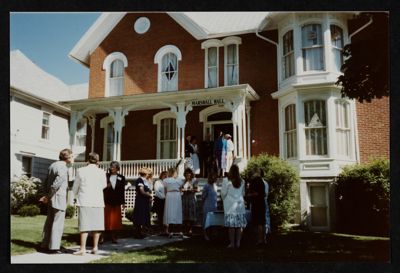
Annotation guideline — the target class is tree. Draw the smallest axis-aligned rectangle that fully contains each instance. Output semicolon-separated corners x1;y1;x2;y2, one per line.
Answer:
336;12;389;103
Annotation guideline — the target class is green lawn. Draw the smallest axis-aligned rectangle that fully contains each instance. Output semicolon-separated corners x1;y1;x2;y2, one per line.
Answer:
11;216;390;262
94;228;390;263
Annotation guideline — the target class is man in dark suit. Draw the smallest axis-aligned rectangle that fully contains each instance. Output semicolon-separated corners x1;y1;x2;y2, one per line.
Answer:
40;148;73;254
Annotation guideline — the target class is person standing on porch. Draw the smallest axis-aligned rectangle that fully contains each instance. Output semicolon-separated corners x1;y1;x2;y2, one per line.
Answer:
132;167;152;239
184;135;193;171
72;152;107;255
214;131;227;178
102;161;125;244
163;168;184;237
221;164;247;248
225;134;235;173
189;136;200;175
40;148;73;254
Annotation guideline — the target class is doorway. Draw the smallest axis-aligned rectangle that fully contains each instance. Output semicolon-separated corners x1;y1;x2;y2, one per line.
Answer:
212;123;233;142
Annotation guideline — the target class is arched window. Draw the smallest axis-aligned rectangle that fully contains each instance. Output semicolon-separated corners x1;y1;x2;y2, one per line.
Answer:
330;25;344;72
154;45;182;92
284;104;297;158
103;52;128;97
304;100;327;156
302;24;324;71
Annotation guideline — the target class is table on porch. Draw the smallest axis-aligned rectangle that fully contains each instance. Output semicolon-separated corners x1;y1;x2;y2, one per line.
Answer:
204;210;251;229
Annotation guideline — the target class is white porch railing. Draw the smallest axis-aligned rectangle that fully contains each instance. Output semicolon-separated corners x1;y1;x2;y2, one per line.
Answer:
70;159;181;180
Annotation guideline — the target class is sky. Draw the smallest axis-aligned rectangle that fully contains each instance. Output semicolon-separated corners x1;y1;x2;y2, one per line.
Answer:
10;12;101;85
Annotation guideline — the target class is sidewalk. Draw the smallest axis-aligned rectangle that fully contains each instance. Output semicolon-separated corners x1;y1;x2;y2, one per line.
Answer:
11;235;185;264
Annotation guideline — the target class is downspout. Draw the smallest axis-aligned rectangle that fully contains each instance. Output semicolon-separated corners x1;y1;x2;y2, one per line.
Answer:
347;14;373;164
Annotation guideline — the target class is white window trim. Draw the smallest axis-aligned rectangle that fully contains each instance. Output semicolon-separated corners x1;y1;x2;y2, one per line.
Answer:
202;39;224;88
222;36;242;86
282;29;295;80
335;99;352;159
153;111;177;159
41;111;51;140
103;52;128;97
154;45;182;92
283;103;297;159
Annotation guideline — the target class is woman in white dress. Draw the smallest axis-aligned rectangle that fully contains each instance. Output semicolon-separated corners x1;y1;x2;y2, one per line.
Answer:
221;164;247;248
190;136;200;175
163;168;184;236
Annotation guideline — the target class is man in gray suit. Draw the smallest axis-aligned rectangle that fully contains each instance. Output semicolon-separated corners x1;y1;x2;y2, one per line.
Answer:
40;148;73;254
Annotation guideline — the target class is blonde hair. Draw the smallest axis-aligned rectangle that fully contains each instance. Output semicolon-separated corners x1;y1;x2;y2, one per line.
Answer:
167;168;177;178
138;167;148;177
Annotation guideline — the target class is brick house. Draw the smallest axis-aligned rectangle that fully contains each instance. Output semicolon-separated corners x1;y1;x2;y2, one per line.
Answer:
63;12;389;230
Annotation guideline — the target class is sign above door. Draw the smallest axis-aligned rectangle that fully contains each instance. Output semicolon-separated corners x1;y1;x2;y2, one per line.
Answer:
190;98;225;107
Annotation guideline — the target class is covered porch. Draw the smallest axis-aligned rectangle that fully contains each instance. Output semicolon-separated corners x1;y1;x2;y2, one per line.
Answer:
62;84;259;178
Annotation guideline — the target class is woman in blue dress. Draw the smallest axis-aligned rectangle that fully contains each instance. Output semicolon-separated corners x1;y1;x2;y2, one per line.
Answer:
202;171;218;241
133;167;152;239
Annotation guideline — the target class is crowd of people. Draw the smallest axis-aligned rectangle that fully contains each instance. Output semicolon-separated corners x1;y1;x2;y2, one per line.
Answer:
39;144;270;255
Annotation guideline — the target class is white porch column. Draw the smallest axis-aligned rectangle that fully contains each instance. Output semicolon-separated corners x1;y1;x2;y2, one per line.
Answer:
171;102;192;174
246;102;251;159
242;99;248;160
112;107;126;161
69;110;78;155
88;115;96;153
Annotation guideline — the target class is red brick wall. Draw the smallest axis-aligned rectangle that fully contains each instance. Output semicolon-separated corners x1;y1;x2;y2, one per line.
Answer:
86;12;279;159
356;97;390;163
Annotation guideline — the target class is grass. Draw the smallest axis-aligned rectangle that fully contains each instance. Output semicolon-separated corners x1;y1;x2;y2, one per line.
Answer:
10;216;390;262
93;227;390;263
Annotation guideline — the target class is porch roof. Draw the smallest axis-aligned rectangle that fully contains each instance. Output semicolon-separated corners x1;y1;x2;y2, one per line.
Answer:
60;84;259;112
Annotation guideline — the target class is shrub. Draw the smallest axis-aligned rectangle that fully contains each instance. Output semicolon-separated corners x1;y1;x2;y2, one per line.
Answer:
242;153;300;231
65;205;76;219
125;208;134;222
335;159;389;236
18;204;40;217
10;176;41;214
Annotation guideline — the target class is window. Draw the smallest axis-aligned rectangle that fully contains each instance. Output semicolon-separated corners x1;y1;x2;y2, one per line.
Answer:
304;100;327;156
76;120;87;147
282;30;295;79
330;25;344;72
309;184;328;227
302;24;324;71
159;118;177;159
161;53;178;91
226;44;239;85
21;156;32;177
284;104;297;158
335;100;350;157
103;52;128;97
109;59;124;96
206;47;218;88
222;36;241;86
154;45;182;92
41;112;50;140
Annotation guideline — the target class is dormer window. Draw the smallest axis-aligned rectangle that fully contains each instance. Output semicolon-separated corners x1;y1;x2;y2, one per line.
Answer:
154;45;182;92
283;30;295;79
103;52;128;97
330;25;344;72
302;24;324;71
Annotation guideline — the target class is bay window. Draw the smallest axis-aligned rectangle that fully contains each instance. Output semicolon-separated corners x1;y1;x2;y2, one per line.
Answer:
330;25;344;72
302;24;324;71
284;104;297;158
304;100;327;156
335;100;350;157
283;30;295;79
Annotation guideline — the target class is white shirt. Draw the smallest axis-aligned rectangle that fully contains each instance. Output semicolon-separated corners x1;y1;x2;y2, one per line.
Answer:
227;139;234;153
72;164;107;207
153;179;165;199
109;174;117;190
